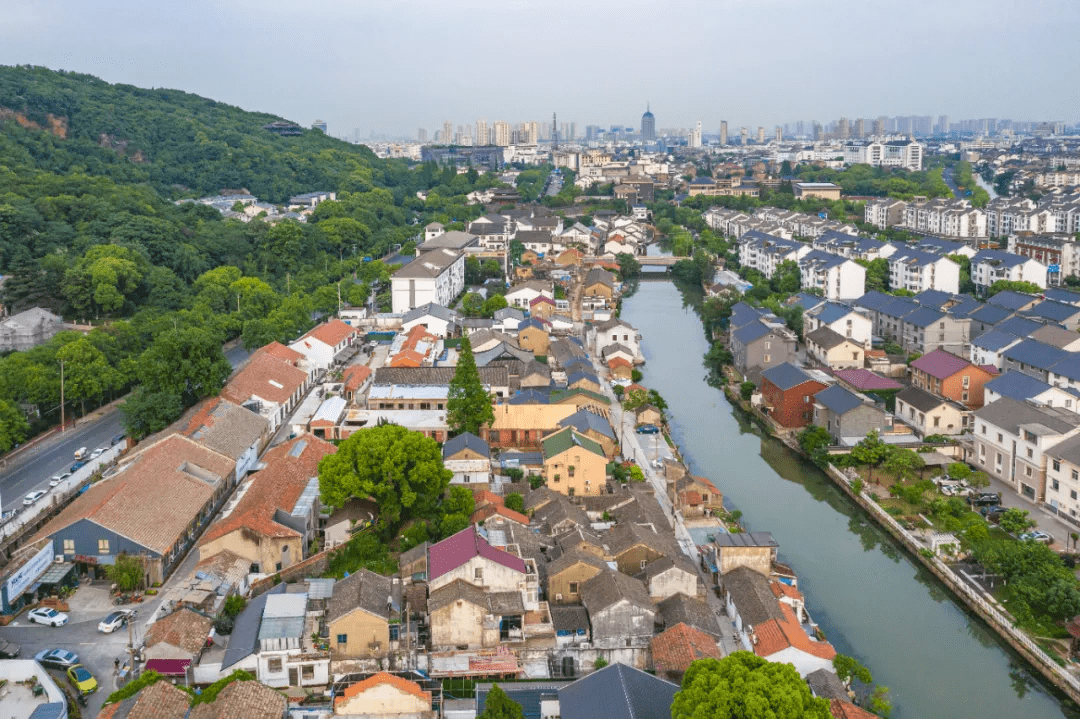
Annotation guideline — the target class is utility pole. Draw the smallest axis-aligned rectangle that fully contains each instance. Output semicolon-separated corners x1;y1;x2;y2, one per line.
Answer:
59;359;65;432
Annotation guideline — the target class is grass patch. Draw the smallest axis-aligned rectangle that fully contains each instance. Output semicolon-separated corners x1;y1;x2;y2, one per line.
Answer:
325;532;398;578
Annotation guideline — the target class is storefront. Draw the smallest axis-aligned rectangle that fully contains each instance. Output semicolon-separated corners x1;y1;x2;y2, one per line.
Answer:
0;542;60;614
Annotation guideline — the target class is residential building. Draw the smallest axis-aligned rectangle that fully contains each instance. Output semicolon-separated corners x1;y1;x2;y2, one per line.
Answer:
442;432;492;485
842;138;923;170
144;607;213;668
1009;234;1080;286
1001;340;1070;384
0;307;63;351
427;525;536;606
984;371;1079;410
759;363;830;428
605;521;673;576
288;319;358;371
558;663;678;719
580;570;656;648
971;397;1080;502
546;548;608;604
887;248;961;294
651;623;722;682
483;403;578;450
558;408;618;458
643;556;702;602
541;426;609;497
327;568;394;659
813;385;890;444
970;330;1023;370
863;198;908;229
811;231;896;261
902;199;986;238
729;319;798;385
221;350;312;433
804;302;873;347
1023;299;1080;332
793;182;841;200
798;250;866;300
971;249;1047;294
910;349;995;409
805;326;864;370
901;306;970;357
583;268;617;300
591;318;642;363
895;386;971;437
737;231;811;278
333;673;435;718
391;249;466;314
1042;435;1080;529
505;280;554;309
708;532;778;578
401;303;462;338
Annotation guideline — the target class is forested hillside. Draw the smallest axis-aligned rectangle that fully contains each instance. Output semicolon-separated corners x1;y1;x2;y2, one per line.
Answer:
0;65;501;448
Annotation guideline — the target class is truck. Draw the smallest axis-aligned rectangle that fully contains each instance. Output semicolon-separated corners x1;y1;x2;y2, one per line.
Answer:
74;447;88;460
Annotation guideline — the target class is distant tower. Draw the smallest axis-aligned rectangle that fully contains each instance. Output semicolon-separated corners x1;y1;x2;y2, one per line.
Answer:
443;120;453;145
312;119;327;134
476;118;488;146
553;111;559;150
720;121;728;146
756;126;765;144
740;126;749;145
775;126;782;142
641;104;656;143
418;128;428;143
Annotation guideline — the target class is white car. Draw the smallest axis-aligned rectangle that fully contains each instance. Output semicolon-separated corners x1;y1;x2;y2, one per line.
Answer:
23;490;46;506
90;448;106;459
28;607;69;626
97;609;135;633
49;472;72;487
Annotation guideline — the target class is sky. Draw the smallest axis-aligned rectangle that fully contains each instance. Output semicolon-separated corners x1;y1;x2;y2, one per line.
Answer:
1;0;1077;139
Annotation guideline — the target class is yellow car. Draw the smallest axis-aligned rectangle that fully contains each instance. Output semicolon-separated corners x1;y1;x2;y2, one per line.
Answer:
66;665;97;694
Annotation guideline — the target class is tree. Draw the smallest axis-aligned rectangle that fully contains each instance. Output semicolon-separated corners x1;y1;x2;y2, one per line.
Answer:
999;508;1036;536
63;244;148;317
798;425;831;455
770;260;801;294
106;553;145;591
868;686;893;718
622;388;648;411
856;257;890;293
616;253;641;279
137;327;231;407
883;447;924;482
670;654;832;719
0;399;30;452
462;292;485;317
987;280;1042;298
447;335;494;435
481;294;508;318
120;388;184;440
739;381;755;401
478;685;524;719
947;462;972;481
968;471;990;489
833;654;873;685
505;493;524;513
318;424;452;532
851;430;890;466
56;337;124;415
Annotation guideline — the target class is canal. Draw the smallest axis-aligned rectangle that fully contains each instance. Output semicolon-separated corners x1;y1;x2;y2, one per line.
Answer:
620;278;1075;719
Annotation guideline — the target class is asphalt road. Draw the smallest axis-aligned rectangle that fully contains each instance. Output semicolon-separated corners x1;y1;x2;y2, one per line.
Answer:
0;343;251;509
942;167;963;199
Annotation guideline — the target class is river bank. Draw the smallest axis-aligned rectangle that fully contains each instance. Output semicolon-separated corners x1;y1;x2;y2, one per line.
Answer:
619;278;1074;719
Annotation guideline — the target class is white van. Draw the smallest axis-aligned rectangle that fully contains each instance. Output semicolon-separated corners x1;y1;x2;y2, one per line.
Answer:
74;447;88;460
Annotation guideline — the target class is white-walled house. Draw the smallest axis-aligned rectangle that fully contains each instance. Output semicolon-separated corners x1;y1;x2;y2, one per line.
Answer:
591;318;642;363
971;249;1047;295
738;230;812;279
797;250;865;300
887;248;960;294
288;319;358;371
391;249;466;314
804;302;873;348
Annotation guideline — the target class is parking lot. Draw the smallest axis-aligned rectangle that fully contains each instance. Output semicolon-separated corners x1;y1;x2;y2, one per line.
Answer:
0;583;156;716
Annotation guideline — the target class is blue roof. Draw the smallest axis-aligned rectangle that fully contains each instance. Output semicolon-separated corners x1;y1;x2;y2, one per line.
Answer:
947;297;984;319
559;663;679;719
761;362;816;391
1023;300;1080;323
890;247;951;268
812;302;857;324
971;329;1021;352
974;249;1032;270
1050;354;1080;383
970;304;1014;325
878;297;920;319
508;388;551;404
732;322;771;344
914;236;969;255
854;291;893;312
567;370;600;386
800;249;847;270
730;302;766;329
560;409;616;439
996;315;1044;337
904;306;946;328
985;372;1054;402
792;293;825;312
443;432;490;459
814;384;864;415
1002;339;1069;371
912;289;954;310
1044;288;1080;306
987;290;1038;311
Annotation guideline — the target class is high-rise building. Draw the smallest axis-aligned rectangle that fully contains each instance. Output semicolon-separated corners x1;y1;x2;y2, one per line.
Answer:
311;119;327;134
417;128;428;143
837;117;849;139
442;121;453;145
775;126;782;143
872;118;884;137
740;126;749;145
812;123;822;141
476;118;488;146
688;120;702;148
524;121;540;145
854;119;865;139
493;120;511;147
641;104;656;143
756;126;765;144
937;115;950;135
719;121;728;145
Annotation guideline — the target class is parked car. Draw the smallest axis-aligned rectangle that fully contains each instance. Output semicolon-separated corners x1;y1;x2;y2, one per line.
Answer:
969;492;1001;507
98;609;135;633
981;507;1006;523
0;639;21;658
49;472;72;487
1019;530;1053;544
28;607;69;626
90;448;105;459
110;433;127;446
22;490;46;506
66;665;97;695
34;648;79;669
636;424;660;434
69;461;87;473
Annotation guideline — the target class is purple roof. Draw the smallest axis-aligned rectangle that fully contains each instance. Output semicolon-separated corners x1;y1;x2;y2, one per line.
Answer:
910;349;972;380
831;368;903;392
428;525;527;580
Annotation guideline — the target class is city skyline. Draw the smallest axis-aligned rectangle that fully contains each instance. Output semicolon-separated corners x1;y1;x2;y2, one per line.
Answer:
1;0;1077;140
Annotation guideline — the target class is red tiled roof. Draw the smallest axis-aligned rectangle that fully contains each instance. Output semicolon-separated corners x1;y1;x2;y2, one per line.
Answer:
389;350;425;367
910;349;973;380
682;490;702;505
471;503;530;526
254;341;304;365
830;700;878;719
691;476;720;494
144;608;212;656
770;581;803;601
651;623;722;675
199;434;335;546
342;365;372;391
428;525;527;580
335;672;431;706
608;357;632;369
530;295;555;306
830;368;903;392
301;319;357;348
221;352;308;406
472;489;503;507
625;383;647;394
753;603;836;661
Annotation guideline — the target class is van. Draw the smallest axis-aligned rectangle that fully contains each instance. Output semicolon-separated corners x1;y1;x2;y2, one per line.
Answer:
74;447;88;460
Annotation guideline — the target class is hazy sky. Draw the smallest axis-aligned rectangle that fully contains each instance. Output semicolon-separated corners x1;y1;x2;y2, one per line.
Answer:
2;0;1077;139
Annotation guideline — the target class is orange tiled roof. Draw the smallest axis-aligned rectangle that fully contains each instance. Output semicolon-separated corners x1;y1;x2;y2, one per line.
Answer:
753;603;836;661
342;365;372;391
199;434;335;546
221;352;308;407
471;502;529;526
682;490;702;505
651;623;722;675
830;700;878;719
691;476;721;495
771;581;803;601
254;341;304;365
144;608;213;656
608;357;632;369
625;383;647;394
389;349;426;368
34;435;234;555
472;489;503;507
335;672;431;706
301;319;357;348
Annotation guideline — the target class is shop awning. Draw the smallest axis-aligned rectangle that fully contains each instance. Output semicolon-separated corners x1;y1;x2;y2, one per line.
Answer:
144;659;190;676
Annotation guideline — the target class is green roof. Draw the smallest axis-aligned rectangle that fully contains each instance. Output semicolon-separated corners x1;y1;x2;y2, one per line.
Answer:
549;388;611;405
542;427;606;460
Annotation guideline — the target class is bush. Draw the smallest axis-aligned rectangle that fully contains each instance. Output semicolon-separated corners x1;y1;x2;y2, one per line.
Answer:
505;493;524;513
739;381;755;401
852;478;864;495
223;594;247;618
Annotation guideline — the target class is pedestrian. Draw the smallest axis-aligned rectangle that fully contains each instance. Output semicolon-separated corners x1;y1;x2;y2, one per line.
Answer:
114;657;120;673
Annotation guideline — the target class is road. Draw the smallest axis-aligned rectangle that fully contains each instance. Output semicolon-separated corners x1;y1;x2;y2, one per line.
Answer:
0;343;250;509
942;167;963;199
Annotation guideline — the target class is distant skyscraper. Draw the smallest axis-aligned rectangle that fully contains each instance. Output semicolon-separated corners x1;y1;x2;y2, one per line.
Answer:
641;104;656;142
476;118;488;146
853;118;865;138
442;120;453;145
524;121;540;145
937;115;950;135
775;126;782;143
872;118;884;137
569;122;576;141
756;126;765;144
418;128;428;142
493;120;511;147
720;121;728;146
812;123;821;141
312;119;327;133
740;126;749;145
688;120;702;148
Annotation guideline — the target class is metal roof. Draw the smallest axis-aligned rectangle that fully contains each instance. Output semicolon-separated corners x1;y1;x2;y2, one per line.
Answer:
1002;339;1069;371
761;362;817;391
814;385;865;415
985;372;1054;402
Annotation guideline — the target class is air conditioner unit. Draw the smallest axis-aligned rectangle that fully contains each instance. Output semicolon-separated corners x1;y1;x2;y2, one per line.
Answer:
54;556;64;563
555;593;563;601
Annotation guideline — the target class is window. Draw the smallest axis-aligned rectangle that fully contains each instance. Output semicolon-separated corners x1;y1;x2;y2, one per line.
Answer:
765;341;771;350
1053;479;1060;491
764;355;771;363
301;665;315;681
568;466;575;477
389;625;400;641
998;433;1003;443
1027;448;1034;459
1026;466;1033;477
981;425;987;435
933;416;940;427
569;582;579;594
474;568;484;581
1072;490;1077;500
1073;470;1079;481
1054;460;1062;472
267;658;283;673
1024;430;1037;442
962;392;969;402
640;559;648;569
337;634;348;645
62;539;74;554
98;539;109;554
962;376;970;389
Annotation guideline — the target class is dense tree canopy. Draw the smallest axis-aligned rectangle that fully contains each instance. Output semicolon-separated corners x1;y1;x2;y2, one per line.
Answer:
671;654;832;719
447;335;494;436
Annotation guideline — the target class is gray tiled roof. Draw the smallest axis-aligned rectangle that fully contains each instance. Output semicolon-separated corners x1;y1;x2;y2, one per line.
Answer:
985;372;1054;402
722;566;784;626
761;362;816;391
580;570;654;613
806;326;850;350
657;593;721;637
327;568;393;623
896;385;951;413
814;384;864;415
973;396;1079;436
443;432;490;459
558;663;678;719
